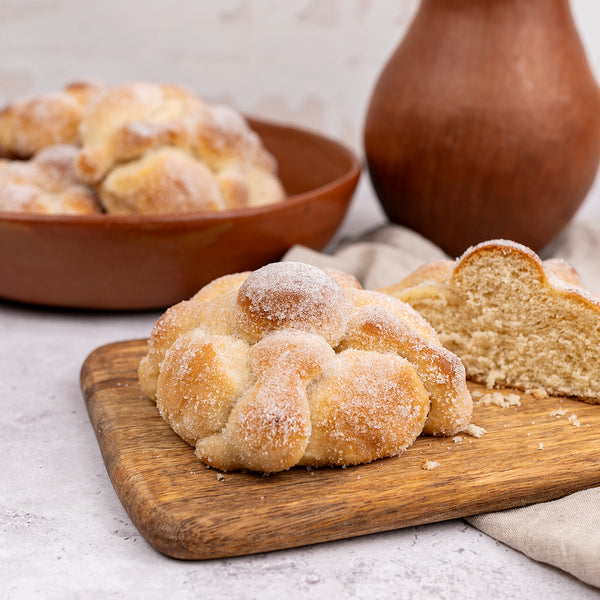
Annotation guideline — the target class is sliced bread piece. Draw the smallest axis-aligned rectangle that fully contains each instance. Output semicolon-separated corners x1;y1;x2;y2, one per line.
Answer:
379;239;600;403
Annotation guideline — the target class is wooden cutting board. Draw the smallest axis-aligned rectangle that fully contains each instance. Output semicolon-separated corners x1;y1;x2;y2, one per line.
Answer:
80;339;600;560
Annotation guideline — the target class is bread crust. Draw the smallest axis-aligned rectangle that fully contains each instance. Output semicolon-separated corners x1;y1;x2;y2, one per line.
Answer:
74;82;285;213
139;262;472;473
0;82;105;159
381;239;600;403
0;144;101;215
0;81;285;215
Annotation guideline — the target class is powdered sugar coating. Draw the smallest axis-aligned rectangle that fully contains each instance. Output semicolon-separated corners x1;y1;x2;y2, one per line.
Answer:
339;304;472;436
0;144;101;215
99;147;225;214
459;238;542;263
0;81;284;215
73;81;284;213
301;349;430;466
233;262;352;346
139;261;472;473
0;82;105;158
157;329;252;445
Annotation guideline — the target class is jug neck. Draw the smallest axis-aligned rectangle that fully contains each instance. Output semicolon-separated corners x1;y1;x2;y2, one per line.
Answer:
411;0;577;47
419;0;568;9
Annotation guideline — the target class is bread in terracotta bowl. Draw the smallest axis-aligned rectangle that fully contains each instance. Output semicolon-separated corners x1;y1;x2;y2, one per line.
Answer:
379;239;600;403
0;82;105;159
74;81;284;213
0;144;101;215
138;262;473;473
0;81;284;216
0;116;359;310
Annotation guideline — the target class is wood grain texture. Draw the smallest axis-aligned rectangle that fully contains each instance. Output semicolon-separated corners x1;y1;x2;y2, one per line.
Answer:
80;339;600;560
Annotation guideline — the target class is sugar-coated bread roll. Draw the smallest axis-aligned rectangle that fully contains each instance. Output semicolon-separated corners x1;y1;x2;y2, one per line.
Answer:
75;82;204;183
98;147;225;214
0;145;101;215
379;239;600;403
0;80;285;215
75;82;285;213
139;262;472;473
0;82;105;159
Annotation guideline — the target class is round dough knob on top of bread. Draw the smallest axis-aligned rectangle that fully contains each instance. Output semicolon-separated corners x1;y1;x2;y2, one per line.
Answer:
232;261;353;346
138;261;472;473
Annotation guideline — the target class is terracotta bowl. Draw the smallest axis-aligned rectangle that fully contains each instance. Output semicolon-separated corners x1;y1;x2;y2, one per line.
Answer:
0;119;360;310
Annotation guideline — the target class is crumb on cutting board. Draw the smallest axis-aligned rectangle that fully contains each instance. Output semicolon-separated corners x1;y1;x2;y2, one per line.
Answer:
549;407;568;417
475;391;521;408
549;407;582;427
422;460;440;470
465;423;487;438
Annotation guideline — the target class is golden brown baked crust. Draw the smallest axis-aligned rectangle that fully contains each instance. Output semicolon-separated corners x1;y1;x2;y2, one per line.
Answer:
0;145;101;215
75;82;203;183
0;81;285;215
0;82;105;159
380;239;600;403
138;262;472;473
75;82;285;213
98;147;225;214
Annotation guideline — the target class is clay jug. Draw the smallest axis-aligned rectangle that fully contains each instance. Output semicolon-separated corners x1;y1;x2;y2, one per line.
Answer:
364;0;600;257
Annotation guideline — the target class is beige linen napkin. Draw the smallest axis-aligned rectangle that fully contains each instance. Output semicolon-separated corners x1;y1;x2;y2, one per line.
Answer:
284;219;600;588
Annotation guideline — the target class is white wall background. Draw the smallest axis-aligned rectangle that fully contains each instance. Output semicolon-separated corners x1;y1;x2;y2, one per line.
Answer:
2;0;600;220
